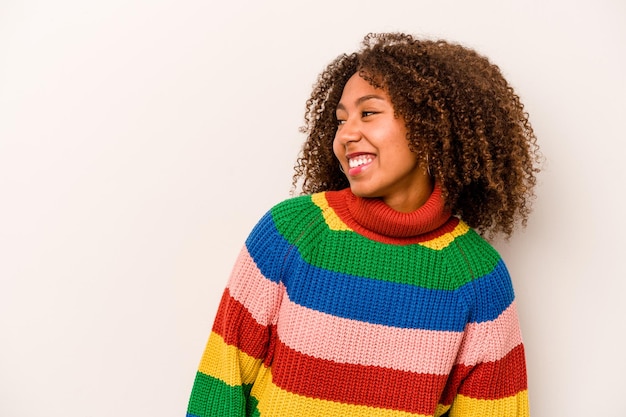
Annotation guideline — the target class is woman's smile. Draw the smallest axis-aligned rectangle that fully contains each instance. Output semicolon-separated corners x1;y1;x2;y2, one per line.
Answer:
347;152;375;175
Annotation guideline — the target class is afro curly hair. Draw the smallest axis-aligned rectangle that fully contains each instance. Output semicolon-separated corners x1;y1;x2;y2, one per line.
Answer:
293;32;541;238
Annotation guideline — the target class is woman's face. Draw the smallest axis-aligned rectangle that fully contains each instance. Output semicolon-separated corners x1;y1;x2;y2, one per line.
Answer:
333;73;432;212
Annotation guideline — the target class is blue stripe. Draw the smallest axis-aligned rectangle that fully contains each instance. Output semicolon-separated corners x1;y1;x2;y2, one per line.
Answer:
459;260;516;323
245;211;293;284
285;265;468;331
285;259;514;330
246;212;514;330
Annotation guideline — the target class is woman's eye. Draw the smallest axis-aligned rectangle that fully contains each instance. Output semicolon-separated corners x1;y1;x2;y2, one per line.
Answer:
336;119;346;126
362;111;377;118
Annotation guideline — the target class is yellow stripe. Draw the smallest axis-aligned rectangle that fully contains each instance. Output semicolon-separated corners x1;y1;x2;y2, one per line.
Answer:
449;391;529;417
251;367;431;417
197;331;263;387
312;193;353;231
434;403;451;417
418;221;470;250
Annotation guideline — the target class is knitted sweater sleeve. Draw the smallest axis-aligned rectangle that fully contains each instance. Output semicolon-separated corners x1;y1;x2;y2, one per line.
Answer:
443;248;529;417
186;211;286;417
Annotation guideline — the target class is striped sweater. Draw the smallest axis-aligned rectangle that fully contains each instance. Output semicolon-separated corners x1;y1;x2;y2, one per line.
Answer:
187;185;529;417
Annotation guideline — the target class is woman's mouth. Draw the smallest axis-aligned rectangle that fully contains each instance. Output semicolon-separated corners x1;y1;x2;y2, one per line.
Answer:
347;154;374;176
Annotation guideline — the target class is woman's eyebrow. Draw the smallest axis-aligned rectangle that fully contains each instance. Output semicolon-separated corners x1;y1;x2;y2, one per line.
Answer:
336;94;386;111
356;94;386;105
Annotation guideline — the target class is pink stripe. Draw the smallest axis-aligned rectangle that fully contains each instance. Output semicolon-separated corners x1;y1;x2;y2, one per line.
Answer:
456;301;523;366
277;296;463;375
227;247;522;371
226;246;284;327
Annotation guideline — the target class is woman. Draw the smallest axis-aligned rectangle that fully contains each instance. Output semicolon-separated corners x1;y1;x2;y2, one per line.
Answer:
187;33;541;417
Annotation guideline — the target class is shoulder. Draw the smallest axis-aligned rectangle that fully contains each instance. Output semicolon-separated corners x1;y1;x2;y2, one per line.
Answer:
246;192;326;247
269;193;318;223
450;220;503;271
442;219;512;295
450;220;516;321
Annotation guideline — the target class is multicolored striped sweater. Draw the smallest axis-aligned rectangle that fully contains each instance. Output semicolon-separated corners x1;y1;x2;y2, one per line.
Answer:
187;185;529;417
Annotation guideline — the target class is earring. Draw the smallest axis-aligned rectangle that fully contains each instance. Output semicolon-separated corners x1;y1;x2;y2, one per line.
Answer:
339;164;345;174
426;154;432;177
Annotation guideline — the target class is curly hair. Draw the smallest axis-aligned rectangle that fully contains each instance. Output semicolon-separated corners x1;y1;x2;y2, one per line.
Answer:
293;33;541;238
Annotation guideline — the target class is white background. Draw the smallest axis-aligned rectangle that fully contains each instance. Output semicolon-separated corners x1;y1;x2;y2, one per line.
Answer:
1;1;625;416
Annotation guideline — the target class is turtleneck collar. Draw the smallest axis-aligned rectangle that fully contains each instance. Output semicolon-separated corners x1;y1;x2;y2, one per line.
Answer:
325;183;452;241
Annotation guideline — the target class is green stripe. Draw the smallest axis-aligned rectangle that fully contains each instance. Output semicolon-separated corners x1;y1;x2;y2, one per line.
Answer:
187;372;258;417
270;196;501;290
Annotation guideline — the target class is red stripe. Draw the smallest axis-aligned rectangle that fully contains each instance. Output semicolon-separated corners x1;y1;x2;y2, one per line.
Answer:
458;343;528;399
212;289;270;360
439;343;527;404
270;339;448;414
212;290;527;408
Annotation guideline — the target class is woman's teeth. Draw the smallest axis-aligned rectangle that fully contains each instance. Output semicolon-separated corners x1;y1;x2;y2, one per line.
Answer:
348;155;373;168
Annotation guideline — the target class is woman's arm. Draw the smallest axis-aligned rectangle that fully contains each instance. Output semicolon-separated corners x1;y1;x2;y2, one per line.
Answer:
186;212;285;417
443;258;529;417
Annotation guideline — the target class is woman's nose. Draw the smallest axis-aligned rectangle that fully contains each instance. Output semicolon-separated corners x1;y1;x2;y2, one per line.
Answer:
335;118;361;144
